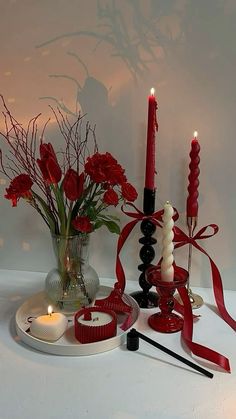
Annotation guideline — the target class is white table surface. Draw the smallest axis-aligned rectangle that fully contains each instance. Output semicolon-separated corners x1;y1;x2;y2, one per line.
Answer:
0;269;235;419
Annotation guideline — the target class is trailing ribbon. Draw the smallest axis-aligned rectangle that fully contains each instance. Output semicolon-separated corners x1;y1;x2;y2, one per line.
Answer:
178;285;231;372
114;203;167;292
147;264;230;371
174;224;236;332
174;296;200;320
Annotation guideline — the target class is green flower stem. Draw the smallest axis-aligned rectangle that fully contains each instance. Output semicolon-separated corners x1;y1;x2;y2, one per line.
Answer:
56;237;70;293
51;184;66;234
32;191;58;233
89;183;99;201
65;202;73;237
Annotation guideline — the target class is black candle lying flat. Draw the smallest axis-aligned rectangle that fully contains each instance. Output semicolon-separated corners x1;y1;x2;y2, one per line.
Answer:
127;328;213;379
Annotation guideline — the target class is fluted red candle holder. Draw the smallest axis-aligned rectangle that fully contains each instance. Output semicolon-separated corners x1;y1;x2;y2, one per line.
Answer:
146;265;188;333
74;307;117;343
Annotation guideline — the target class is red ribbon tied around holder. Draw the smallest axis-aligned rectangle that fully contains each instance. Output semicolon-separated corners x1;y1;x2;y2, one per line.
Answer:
174;224;236;333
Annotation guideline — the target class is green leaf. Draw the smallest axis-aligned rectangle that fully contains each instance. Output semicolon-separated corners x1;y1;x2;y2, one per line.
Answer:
100;214;120;222
93;219;120;234
107;215;120;221
103;220;121;234
86;206;98;220
93;220;104;230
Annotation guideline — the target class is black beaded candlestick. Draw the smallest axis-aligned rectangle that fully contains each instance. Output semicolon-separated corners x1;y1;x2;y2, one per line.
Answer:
130;188;159;308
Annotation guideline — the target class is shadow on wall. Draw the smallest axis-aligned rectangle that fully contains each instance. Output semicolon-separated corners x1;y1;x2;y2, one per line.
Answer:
0;0;236;288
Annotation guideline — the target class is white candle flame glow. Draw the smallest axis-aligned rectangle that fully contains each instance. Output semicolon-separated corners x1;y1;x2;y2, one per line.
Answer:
47;305;53;316
193;130;198;139
150;87;155;96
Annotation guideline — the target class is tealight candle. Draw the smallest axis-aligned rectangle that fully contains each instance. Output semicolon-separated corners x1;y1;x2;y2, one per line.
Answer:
30;305;68;341
74;307;117;344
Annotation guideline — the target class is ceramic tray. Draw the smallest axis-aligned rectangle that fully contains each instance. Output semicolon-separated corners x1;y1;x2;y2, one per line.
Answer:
15;285;139;356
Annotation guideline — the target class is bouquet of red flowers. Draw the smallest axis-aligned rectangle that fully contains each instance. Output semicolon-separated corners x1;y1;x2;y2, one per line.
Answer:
0;96;138;236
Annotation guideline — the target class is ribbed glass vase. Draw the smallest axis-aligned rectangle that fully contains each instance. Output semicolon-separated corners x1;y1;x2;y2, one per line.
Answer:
45;233;99;314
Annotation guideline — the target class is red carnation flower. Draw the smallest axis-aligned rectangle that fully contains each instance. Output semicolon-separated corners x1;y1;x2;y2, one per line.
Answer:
108;163;127;186
85;152;126;185
63;169;84;201
121;182;138;202
37;142;62;184
72;216;93;233
85;152;109;183
5;174;33;207
103;188;119;206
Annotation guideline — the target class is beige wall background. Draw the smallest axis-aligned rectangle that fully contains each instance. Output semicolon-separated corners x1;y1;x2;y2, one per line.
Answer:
1;0;236;290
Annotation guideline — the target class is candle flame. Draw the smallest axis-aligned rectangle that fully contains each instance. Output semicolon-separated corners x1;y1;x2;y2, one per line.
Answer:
193;130;198;139
47;305;53;316
150;87;155;96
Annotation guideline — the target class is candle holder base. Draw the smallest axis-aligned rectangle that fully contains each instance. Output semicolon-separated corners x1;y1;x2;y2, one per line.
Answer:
148;312;183;333
146;265;188;333
175;289;204;310
130;290;159;309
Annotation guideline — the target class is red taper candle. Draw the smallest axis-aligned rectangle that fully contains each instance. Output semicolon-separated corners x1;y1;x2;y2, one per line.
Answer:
187;131;200;220
144;88;158;191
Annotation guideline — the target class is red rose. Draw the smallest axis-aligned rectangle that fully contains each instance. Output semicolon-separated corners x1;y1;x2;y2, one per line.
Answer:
103;188;119;206
72;216;93;233
63;169;84;201
37;142;62;184
85;152;126;185
5;174;33;207
121;182;138;202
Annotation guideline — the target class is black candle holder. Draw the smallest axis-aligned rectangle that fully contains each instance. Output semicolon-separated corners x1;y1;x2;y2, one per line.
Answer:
130;188;159;308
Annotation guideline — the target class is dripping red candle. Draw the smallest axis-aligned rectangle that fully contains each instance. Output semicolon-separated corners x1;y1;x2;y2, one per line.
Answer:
186;131;200;218
144;88;158;191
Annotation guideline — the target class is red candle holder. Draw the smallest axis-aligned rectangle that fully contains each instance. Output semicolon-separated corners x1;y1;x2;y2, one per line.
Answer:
146;265;188;333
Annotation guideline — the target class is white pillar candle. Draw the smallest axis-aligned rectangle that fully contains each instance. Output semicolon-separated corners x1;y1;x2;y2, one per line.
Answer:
161;201;174;282
30;306;68;341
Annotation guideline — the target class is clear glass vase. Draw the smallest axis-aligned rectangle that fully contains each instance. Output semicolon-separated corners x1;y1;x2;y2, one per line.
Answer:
45;234;99;314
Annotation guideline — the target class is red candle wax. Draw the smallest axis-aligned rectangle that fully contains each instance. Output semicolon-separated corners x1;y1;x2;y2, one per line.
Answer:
144;89;158;190
186;132;200;218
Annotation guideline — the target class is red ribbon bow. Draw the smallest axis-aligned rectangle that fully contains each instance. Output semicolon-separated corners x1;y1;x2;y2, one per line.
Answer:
174;224;236;332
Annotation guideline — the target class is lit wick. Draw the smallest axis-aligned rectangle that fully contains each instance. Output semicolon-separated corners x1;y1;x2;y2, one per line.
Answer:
48;305;53;317
150;87;155;96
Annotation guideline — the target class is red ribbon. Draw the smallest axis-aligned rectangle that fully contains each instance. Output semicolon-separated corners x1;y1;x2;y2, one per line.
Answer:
178;285;231;372
114;203;172;292
174;224;236;332
148;264;230;371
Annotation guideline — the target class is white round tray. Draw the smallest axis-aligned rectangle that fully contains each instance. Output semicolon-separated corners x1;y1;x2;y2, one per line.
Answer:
15;286;140;356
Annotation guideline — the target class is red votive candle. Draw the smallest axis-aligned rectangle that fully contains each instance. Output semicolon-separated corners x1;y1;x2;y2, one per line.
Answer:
74;307;117;344
144;88;158;191
186;131;200;218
